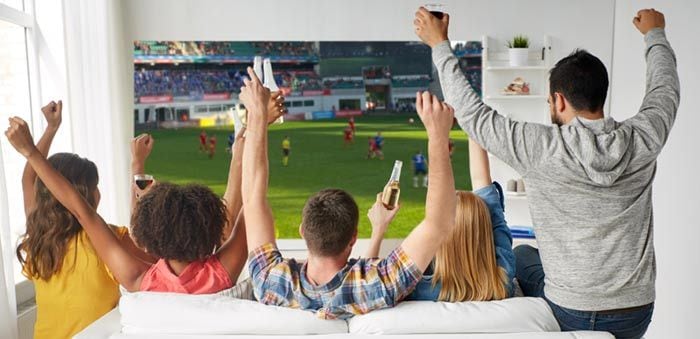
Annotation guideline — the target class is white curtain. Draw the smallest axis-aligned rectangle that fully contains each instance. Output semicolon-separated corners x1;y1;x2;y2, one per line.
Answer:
0;146;18;339
62;0;132;225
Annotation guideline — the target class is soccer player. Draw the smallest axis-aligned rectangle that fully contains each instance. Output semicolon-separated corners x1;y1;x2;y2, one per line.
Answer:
348;117;356;136
343;126;353;147
199;130;207;152
282;136;290;167
448;138;455;158
367;136;376;159
412;150;428;188
227;133;235;154
373;132;385;160
208;134;217;159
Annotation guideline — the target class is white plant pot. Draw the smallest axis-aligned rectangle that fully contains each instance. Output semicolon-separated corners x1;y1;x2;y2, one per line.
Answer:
508;48;529;66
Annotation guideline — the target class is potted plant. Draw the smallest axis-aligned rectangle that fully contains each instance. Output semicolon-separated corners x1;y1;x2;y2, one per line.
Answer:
507;35;530;66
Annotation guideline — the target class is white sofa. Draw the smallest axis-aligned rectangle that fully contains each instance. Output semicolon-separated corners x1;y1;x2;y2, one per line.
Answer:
74;291;613;339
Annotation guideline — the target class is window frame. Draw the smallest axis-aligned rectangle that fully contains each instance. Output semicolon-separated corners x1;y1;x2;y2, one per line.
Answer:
1;0;42;305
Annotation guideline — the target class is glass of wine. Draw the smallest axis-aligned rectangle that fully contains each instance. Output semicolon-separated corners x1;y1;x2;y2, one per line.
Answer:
134;174;154;190
424;3;446;19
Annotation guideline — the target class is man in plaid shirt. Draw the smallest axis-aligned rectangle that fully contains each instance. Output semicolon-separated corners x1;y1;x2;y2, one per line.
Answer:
239;67;457;319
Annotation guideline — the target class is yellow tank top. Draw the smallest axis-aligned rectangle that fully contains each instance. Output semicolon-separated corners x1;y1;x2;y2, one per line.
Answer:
282;139;290;150
29;226;128;339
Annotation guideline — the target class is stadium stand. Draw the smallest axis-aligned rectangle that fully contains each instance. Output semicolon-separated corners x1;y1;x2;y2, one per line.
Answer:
391;75;430;88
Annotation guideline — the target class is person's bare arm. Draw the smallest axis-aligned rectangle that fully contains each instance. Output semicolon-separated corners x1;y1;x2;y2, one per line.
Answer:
6;117;149;291
22;101;62;216
365;193;400;258
130;134;154;213
400;92;456;271
216;128;249;282
220;130;245;242
114;228;156;265
469;139;492;190
240;67;276;252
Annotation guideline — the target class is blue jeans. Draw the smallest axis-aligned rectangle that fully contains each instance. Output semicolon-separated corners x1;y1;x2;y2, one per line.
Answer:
514;245;654;339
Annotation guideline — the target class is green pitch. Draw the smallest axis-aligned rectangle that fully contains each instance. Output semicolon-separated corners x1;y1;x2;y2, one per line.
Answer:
144;115;471;238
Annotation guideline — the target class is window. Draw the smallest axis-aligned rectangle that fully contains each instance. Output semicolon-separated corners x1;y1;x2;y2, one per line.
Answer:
0;12;32;283
303;100;314;107
0;0;24;10
0;12;33;285
292;101;302;107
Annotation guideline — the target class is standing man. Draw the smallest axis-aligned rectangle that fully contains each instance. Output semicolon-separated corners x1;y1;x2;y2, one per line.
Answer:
348;117;356;136
343;126;354;147
227;132;235;154
412;150;428;188
415;8;678;338
367;136;376;159
373;132;385;160
208;134;217;159
281;135;291;167
199;130;207;153
447;138;455;158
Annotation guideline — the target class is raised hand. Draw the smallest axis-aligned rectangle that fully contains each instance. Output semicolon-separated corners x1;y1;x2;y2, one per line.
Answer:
366;193;400;257
131;133;154;165
415;91;455;139
267;92;287;124
633;8;665;35
368;193;400;237
414;6;450;48
40;100;63;129
239;67;271;125
5;117;37;158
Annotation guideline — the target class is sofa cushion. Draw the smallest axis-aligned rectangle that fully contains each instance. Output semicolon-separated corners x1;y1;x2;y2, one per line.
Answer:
348;297;560;334
119;291;348;335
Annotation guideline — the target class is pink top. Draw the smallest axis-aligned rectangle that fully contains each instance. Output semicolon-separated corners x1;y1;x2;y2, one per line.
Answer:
140;256;233;294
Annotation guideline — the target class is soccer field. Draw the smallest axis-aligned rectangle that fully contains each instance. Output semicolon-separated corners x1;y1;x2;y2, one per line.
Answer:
145;115;472;238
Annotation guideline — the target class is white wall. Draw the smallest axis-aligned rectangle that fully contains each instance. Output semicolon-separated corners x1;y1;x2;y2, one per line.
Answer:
610;1;699;338
122;0;616;117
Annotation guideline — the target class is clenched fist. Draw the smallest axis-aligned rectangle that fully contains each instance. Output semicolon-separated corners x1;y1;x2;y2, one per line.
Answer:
415;91;455;139
633;9;665;35
5;117;37;158
41;100;63;129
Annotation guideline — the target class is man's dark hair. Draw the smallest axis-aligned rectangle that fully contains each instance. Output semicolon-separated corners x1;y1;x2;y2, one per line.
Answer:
131;182;226;262
301;189;359;257
549;49;609;112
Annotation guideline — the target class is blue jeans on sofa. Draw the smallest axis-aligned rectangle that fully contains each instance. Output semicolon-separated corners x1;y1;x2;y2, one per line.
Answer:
514;245;654;339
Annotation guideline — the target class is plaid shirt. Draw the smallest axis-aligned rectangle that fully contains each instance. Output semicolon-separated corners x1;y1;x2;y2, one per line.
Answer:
248;243;422;320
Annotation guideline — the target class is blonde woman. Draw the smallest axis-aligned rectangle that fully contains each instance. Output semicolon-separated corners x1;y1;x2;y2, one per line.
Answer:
366;138;515;301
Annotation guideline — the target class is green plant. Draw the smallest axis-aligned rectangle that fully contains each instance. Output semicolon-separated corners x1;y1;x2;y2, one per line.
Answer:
507;35;529;49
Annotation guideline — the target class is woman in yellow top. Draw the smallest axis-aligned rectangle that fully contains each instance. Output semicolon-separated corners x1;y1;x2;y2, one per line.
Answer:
17;101;152;339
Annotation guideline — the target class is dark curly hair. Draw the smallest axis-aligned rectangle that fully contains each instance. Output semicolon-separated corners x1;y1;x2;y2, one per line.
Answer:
131;182;226;262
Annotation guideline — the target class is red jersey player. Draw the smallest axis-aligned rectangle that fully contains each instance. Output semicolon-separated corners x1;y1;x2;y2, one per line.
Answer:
208;134;217;159
199;130;207;152
348;117;356;136
367;136;376;159
343;126;354;147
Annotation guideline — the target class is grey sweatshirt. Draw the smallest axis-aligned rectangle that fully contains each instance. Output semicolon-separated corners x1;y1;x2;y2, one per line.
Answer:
432;28;679;311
